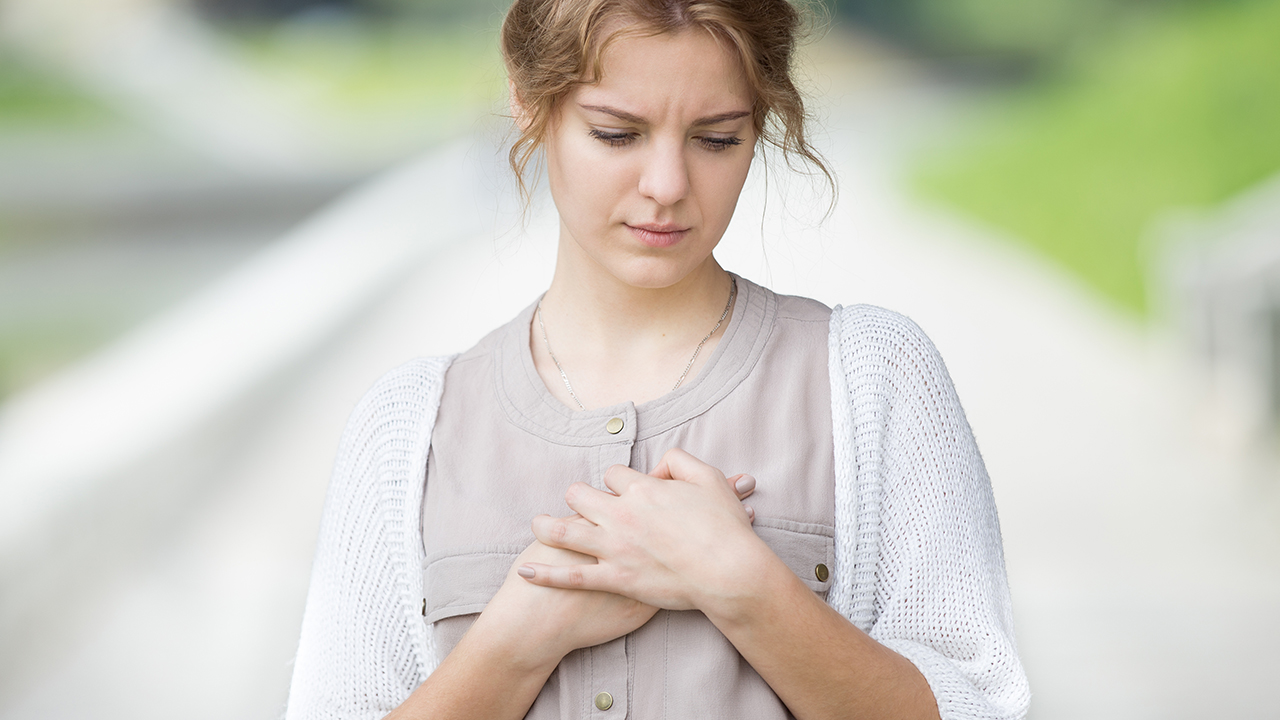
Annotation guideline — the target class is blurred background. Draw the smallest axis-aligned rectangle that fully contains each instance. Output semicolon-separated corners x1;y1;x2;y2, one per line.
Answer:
0;0;1277;717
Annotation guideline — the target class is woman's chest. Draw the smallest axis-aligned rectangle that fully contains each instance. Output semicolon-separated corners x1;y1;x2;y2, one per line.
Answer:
420;303;837;718
421;331;838;581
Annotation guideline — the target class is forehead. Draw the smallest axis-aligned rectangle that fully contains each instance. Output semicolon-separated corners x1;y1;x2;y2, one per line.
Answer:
573;27;751;119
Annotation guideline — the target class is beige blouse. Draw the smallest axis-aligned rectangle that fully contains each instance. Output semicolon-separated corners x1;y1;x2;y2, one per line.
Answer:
422;276;836;719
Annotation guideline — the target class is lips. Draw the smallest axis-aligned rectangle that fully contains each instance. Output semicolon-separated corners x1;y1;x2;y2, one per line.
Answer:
626;223;690;248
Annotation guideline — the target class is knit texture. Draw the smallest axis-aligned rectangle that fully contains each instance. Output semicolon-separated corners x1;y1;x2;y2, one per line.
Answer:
285;305;1029;720
829;305;1029;719
286;356;450;720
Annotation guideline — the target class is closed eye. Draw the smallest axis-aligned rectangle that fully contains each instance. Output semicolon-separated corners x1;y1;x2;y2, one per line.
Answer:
588;128;636;147
698;136;744;152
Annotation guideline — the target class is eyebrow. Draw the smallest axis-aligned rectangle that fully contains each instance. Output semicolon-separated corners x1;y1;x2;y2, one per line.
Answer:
579;104;750;127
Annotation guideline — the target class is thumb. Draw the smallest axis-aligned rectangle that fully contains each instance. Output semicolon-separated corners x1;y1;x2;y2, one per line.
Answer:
652;448;723;488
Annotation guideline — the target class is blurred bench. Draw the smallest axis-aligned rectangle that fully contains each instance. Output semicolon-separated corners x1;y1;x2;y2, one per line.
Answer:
1156;173;1280;442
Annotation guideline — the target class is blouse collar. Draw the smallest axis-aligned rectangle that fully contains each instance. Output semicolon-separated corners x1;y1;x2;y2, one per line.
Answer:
492;274;776;446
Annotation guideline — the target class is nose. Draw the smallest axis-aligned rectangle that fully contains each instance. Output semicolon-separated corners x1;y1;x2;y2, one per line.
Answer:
637;139;691;206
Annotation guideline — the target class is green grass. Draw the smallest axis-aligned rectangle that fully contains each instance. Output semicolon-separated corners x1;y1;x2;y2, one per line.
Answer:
0;317;119;401
0;53;121;255
224;20;506;137
0;52;116;126
912;0;1280;313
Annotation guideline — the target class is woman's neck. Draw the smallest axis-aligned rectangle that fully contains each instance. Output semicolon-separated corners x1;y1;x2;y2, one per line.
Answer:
531;245;736;410
542;262;731;347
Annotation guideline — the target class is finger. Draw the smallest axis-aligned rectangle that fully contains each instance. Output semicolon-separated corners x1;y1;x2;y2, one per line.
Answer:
601;464;651;496
654;448;724;489
517;562;612;591
563;482;617;524
650;457;672;480
531;513;605;556
726;473;756;500
744;505;755;523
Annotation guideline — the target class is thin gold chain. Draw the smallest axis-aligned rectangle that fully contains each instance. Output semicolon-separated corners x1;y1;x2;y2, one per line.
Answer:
536;299;586;410
671;277;736;392
536;277;737;411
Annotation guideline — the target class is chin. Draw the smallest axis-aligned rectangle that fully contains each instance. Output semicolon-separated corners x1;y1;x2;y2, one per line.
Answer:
606;254;715;290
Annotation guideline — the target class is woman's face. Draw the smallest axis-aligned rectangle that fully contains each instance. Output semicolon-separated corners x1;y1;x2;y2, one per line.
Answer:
542;27;756;290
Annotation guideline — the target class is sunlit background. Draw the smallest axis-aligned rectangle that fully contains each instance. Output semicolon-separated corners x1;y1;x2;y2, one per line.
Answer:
1;0;1277;717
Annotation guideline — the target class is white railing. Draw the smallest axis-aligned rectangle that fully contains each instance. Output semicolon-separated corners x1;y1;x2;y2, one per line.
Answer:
0;134;512;690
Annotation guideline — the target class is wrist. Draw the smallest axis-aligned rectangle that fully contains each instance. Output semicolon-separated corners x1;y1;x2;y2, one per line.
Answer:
467;600;569;677
691;533;801;628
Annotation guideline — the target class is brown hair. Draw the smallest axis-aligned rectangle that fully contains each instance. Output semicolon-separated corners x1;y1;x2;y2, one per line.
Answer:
500;0;834;204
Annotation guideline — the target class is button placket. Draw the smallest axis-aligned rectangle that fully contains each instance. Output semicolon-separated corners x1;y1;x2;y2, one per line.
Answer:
589;405;634;717
592;404;637;491
589;636;628;717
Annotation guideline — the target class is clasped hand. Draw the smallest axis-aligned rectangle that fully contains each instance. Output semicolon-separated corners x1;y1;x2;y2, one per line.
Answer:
519;448;763;613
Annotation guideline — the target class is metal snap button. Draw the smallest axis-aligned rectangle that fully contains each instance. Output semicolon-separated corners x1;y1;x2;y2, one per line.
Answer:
815;563;829;582
605;417;624;434
594;691;614;710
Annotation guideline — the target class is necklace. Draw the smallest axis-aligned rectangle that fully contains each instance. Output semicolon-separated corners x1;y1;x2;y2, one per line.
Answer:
536;277;737;411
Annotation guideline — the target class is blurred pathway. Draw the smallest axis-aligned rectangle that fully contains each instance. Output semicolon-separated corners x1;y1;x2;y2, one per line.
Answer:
804;82;1280;720
6;49;1280;720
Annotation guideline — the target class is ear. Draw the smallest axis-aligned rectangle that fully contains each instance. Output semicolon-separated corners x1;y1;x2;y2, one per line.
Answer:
508;79;531;131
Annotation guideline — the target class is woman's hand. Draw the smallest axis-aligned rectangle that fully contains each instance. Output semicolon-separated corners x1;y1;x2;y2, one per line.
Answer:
470;531;658;672
483;450;940;720
394;524;668;720
466;460;755;672
518;448;770;614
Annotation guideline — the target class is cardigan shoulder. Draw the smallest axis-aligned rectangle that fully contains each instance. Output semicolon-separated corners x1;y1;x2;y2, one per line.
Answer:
329;357;452;469
826;302;958;626
830;303;957;397
320;356;453;517
286;355;453;720
829;304;1030;720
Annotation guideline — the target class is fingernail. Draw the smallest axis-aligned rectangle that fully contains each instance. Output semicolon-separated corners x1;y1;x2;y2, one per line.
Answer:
745;505;755;521
735;475;756;494
517;565;535;579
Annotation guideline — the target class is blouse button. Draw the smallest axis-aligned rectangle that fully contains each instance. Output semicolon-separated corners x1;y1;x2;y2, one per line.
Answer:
815;563;830;582
594;691;614;710
605;417;624;434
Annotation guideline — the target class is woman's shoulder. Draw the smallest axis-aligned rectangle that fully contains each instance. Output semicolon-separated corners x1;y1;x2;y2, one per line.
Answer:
827;304;962;414
829;303;944;369
366;356;455;402
770;287;832;323
761;283;932;348
753;280;944;375
341;356;455;443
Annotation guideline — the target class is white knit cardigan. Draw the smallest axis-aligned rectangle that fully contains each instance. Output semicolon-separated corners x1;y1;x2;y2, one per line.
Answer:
285;304;1031;720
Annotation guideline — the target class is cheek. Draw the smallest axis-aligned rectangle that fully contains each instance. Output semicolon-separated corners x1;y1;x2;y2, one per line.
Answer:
551;140;630;225
694;154;752;222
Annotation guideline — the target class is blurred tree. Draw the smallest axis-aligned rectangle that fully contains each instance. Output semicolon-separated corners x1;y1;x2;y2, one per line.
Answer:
831;0;1207;71
913;0;1108;60
194;0;362;21
194;0;506;20
364;0;498;17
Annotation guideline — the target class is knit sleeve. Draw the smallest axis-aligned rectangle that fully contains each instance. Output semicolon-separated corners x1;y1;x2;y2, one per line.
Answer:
829;305;1030;720
285;357;451;720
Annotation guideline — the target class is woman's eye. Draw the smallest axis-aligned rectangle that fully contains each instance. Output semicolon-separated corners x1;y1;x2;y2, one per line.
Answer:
697;136;744;152
588;128;636;147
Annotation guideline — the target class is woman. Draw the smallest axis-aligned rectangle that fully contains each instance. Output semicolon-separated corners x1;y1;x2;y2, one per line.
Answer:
286;1;1030;718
